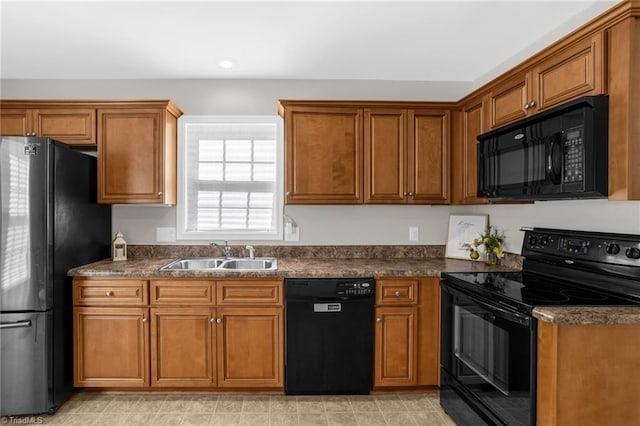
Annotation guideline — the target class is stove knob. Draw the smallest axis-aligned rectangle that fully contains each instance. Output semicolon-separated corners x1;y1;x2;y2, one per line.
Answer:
528;236;538;246
625;247;640;259
605;243;621;255
540;237;549;246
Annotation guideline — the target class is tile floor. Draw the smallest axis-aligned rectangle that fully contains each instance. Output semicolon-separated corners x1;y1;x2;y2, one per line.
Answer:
2;392;456;425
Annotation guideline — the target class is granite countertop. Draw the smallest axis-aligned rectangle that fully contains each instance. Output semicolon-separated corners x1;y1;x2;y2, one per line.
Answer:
533;306;640;325
68;256;518;279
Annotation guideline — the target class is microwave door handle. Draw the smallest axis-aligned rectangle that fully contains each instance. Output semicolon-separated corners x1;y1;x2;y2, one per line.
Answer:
547;134;562;184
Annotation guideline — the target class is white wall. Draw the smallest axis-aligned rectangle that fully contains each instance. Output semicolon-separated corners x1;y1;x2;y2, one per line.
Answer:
2;78;639;253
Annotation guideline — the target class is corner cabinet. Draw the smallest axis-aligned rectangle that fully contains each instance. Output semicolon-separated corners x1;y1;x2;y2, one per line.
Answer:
279;100;453;205
487;33;604;130
97;102;181;204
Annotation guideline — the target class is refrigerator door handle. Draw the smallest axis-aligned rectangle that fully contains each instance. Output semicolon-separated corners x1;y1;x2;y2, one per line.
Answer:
0;320;32;329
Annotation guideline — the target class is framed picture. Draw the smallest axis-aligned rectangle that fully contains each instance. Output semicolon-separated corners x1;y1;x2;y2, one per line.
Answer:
445;214;489;260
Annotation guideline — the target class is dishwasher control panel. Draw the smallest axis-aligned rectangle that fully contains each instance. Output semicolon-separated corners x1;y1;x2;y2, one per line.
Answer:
336;281;374;296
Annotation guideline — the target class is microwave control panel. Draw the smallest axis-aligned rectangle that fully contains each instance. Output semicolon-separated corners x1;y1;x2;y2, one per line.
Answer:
563;127;584;183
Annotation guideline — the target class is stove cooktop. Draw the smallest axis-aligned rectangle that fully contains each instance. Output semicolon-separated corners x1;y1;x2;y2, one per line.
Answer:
443;271;640;313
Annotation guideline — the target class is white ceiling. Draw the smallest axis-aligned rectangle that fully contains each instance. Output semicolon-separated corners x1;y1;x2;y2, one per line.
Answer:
0;0;618;82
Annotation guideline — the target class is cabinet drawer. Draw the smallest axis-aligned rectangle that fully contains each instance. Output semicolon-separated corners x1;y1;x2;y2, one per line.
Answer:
216;280;283;305
73;280;148;306
150;280;214;305
376;279;419;305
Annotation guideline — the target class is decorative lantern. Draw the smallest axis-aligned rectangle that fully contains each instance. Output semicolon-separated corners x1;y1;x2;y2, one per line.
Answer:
112;231;127;261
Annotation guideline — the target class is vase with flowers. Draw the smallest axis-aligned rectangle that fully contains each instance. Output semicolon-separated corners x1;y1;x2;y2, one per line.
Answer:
468;225;506;265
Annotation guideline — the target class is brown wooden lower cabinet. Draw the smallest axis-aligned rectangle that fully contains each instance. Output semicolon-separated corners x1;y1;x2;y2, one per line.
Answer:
73;277;284;390
374;306;418;387
537;320;640;425
73;307;149;387
374;277;440;389
217;307;284;388
150;308;215;387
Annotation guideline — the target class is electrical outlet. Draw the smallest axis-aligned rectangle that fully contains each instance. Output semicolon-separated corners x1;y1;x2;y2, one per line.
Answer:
284;223;300;241
156;227;176;242
409;226;419;242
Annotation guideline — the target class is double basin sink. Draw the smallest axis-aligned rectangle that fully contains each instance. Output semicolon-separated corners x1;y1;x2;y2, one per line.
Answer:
160;257;277;271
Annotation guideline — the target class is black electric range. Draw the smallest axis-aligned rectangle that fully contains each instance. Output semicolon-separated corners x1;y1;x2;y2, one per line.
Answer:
440;227;640;426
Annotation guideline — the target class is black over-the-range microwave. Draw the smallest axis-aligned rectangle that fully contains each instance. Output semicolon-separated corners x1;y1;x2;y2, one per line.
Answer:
477;95;608;200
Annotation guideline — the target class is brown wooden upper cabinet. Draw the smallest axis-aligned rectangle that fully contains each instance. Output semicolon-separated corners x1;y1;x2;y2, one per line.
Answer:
451;95;489;205
488;33;604;130
97;102;182;204
282;105;363;204
0;102;96;147
364;109;449;204
280;100;451;205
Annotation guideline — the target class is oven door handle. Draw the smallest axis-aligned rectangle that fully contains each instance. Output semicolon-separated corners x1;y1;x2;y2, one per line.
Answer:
444;284;532;328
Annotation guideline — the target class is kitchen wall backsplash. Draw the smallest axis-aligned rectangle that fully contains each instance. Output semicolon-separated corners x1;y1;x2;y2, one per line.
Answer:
127;244;523;269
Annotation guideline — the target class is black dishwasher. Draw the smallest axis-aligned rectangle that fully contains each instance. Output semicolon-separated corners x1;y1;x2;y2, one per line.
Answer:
285;277;375;395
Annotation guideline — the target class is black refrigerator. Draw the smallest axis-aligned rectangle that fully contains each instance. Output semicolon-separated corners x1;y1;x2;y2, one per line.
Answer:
0;137;111;415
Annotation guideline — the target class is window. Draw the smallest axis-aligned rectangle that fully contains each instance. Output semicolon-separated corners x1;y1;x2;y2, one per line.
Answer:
177;116;283;240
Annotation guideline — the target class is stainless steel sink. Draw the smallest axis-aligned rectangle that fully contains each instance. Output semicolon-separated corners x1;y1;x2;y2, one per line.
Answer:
218;258;277;270
160;257;277;271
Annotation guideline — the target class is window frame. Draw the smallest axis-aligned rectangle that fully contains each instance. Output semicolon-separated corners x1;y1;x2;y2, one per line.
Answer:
176;115;284;241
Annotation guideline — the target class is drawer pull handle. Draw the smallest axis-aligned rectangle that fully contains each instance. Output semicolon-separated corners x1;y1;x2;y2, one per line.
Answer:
395;291;401;297
105;291;113;297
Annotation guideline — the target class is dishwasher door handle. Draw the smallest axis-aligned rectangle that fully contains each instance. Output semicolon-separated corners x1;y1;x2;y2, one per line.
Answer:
313;302;342;313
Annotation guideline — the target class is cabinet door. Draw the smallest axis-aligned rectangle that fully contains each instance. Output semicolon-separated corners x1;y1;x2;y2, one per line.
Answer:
150;308;215;387
216;307;283;388
97;108;165;204
364;109;407;203
374;306;418;387
74;307;149;387
533;33;604;112
459;97;489;204
284;106;363;204
34;108;96;146
0;108;30;136
488;73;531;130
408;110;450;203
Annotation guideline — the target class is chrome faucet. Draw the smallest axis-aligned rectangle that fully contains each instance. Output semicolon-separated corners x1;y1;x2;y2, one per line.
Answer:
245;245;255;259
210;241;232;258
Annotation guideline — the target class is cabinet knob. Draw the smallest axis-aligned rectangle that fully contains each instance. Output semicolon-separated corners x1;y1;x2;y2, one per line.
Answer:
142;317;148;323
105;291;113;296
285;192;291;197
376;317;382;323
395;291;401;297
210;318;215;324
157;191;163;196
216;318;223;324
408;192;414;197
529;100;536;108
523;102;530;110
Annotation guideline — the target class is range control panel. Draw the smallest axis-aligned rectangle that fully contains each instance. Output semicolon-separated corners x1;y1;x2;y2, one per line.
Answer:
523;228;640;266
337;281;374;296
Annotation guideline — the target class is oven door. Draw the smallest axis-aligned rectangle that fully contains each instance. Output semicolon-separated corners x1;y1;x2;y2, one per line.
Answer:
441;282;536;426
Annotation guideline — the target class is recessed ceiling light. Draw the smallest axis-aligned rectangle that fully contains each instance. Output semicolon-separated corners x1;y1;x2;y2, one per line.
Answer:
218;60;234;69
